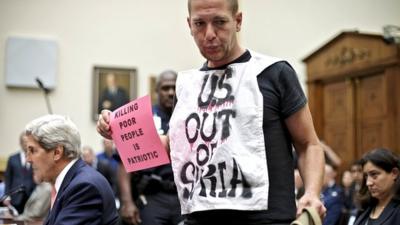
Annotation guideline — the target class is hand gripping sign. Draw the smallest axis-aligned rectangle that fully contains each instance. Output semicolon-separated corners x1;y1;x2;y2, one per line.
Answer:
110;95;170;172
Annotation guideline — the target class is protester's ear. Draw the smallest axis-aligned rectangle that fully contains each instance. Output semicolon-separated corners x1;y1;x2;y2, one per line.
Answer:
235;12;242;32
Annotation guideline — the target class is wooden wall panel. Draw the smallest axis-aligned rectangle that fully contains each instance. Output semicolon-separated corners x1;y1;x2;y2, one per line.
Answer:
322;80;355;170
304;32;400;173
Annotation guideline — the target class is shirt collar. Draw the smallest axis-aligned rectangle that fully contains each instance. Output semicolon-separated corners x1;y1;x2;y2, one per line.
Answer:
200;49;251;71
54;158;78;193
20;151;26;166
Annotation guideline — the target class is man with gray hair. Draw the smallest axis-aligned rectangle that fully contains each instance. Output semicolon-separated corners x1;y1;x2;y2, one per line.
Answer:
25;114;119;225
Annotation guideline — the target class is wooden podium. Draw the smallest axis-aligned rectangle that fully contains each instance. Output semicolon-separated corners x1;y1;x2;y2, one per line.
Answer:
303;31;400;172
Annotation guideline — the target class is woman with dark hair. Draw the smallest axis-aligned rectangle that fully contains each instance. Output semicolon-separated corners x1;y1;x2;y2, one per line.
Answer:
353;148;400;225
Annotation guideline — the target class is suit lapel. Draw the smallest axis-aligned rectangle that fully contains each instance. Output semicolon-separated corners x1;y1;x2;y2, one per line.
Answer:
43;159;85;225
57;159;84;196
353;208;371;225
377;200;398;224
353;201;400;225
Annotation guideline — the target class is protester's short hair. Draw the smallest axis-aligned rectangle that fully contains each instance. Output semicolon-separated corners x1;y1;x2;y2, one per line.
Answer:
356;148;400;209
25;114;81;159
188;0;239;15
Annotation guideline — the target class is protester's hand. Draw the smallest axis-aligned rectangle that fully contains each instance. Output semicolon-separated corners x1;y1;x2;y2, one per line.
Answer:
297;192;326;219
96;110;113;139
120;201;141;225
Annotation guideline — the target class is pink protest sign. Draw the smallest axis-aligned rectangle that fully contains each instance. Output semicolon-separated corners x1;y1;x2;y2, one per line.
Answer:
110;95;170;172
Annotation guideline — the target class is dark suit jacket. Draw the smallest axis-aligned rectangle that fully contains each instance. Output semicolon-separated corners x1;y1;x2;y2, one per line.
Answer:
44;159;119;225
96;159;118;196
353;199;400;225
5;152;36;214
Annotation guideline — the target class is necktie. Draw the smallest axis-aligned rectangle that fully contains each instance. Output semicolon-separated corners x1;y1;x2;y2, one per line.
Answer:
50;185;57;209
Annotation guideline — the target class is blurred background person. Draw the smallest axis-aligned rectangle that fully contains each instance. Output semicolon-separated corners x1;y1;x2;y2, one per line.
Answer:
15;174;51;223
341;170;354;210
97;139;119;176
335;170;355;225
321;163;344;225
118;70;182;225
353;148;400;225
3;132;36;214
82;145;118;198
152;70;177;135
350;160;364;196
344;160;364;225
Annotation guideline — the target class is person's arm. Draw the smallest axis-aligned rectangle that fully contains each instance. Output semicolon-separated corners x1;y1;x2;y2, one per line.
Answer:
285;104;326;218
321;141;342;168
118;164;141;225
96;109;171;155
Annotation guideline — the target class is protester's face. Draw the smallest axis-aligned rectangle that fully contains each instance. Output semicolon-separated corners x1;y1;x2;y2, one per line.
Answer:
364;161;398;201
158;77;176;111
25;135;56;183
188;0;242;68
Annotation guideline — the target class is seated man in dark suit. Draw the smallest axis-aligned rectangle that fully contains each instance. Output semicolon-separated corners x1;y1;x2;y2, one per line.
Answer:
321;164;344;225
4;132;36;214
24;114;119;225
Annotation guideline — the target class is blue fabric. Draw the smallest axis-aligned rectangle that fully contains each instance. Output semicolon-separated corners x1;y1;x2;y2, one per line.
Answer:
322;184;344;225
97;152;119;173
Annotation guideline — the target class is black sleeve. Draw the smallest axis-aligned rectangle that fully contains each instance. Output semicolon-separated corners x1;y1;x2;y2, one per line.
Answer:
257;61;307;119
278;62;307;118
